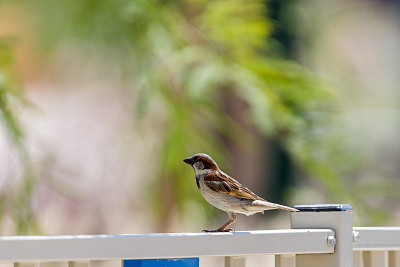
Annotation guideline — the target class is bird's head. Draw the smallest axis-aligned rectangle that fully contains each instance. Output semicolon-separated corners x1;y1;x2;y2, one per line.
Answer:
183;153;219;174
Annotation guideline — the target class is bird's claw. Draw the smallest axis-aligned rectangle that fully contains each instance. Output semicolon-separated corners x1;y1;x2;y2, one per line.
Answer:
202;228;235;233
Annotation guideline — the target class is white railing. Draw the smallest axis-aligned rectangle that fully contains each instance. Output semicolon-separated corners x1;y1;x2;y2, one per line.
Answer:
0;204;399;267
353;227;400;267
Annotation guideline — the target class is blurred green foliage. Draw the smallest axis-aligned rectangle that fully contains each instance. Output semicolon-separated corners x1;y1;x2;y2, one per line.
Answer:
1;0;391;232
0;36;40;234
0;38;24;143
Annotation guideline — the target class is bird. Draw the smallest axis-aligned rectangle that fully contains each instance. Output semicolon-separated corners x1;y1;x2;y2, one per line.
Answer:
183;153;299;232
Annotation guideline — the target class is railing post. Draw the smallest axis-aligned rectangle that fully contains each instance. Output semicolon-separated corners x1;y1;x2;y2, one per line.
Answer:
275;255;295;267
68;262;90;267
364;251;389;267
291;204;353;267
353;251;362;267
225;256;246;267
123;258;199;267
389;251;400;267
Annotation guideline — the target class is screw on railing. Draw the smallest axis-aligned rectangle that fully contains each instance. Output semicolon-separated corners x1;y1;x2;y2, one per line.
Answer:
327;235;336;247
353;230;360;243
291;204;354;267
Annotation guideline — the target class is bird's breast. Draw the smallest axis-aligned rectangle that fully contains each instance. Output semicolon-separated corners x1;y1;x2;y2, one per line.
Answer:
197;177;242;213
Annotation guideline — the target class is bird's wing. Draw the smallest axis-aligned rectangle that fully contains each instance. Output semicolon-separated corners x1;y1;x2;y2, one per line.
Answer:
203;171;265;201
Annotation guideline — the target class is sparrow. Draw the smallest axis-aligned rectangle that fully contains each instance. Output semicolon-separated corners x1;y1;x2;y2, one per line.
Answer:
183;153;299;232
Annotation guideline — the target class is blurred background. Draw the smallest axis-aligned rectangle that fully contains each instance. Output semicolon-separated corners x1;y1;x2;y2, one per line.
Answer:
0;0;399;241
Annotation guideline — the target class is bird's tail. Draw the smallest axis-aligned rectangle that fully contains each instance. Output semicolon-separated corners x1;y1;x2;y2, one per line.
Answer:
272;203;299;212
253;200;299;212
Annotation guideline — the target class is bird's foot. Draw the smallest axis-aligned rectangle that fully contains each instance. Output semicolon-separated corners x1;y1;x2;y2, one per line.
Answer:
202;228;235;233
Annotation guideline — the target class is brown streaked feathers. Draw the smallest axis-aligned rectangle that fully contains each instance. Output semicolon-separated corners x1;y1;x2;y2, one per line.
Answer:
204;171;265;201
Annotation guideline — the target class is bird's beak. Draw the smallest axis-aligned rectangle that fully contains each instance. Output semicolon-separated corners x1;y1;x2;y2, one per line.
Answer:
183;157;194;165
